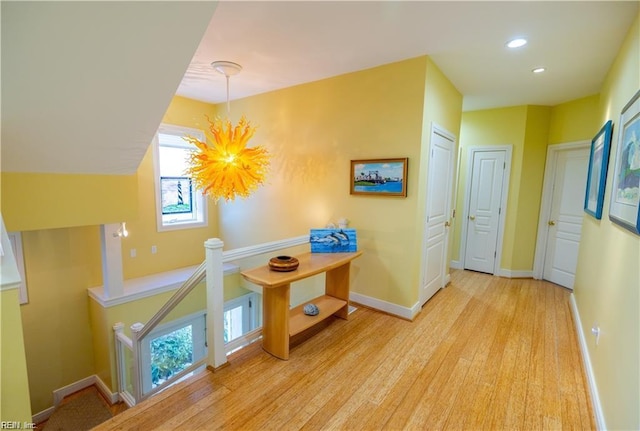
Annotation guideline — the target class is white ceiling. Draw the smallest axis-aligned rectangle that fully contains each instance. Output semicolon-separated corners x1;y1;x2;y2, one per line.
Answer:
2;1;638;175
178;1;639;111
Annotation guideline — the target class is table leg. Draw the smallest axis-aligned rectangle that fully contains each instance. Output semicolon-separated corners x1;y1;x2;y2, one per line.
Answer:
262;283;290;360
325;262;350;320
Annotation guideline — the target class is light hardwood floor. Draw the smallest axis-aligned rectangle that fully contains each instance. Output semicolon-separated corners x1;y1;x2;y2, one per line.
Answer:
94;269;595;430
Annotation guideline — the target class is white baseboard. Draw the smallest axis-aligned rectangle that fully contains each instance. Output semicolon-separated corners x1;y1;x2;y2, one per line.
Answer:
569;294;606;430
349;291;418;320
34;374;119;424
449;261;531;279
95;375;119;404
32;406;55;425
445;273;451;286
53;375;96;406
496;268;533;278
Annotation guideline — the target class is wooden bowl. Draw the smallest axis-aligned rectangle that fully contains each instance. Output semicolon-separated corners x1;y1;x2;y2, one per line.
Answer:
268;255;300;272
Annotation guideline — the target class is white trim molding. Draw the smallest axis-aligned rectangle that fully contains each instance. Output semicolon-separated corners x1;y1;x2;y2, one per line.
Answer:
533;141;590;280
569;294;606;430
449;260;463;270
88;234;307;308
32;407;55;426
459;145;512;275
222;234;309;262
34;374;119;424
88;262;239;308
350;291;419;321
6;232;28;304
153;124;208;233
496;269;534;278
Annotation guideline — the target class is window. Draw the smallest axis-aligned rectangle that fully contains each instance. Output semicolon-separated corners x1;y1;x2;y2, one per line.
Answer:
7;232;28;305
140;311;206;395
153;124;208;231
224;293;258;343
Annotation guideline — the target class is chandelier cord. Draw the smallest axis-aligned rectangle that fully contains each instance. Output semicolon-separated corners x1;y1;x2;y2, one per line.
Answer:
225;74;231;116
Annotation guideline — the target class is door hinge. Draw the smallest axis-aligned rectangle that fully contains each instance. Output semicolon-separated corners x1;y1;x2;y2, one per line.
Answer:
494;251;497;258
498;207;501;215
503;162;506;169
249;299;252;308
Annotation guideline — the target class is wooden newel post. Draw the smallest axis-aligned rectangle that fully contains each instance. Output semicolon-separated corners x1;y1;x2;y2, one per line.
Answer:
204;238;226;370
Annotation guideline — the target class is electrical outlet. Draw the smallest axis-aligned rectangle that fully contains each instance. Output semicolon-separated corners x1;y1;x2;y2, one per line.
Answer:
151;245;157;254
130;249;136;258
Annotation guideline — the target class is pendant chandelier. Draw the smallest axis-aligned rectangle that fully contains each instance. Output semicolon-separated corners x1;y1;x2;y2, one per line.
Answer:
185;61;270;202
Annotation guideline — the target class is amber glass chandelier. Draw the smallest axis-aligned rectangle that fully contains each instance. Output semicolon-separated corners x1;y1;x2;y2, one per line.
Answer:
185;61;270;202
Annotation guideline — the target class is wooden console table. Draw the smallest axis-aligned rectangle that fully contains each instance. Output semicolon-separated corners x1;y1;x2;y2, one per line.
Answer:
240;251;362;360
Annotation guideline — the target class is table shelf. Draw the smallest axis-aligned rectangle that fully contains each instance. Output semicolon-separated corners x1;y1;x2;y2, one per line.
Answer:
289;295;347;336
241;251;362;359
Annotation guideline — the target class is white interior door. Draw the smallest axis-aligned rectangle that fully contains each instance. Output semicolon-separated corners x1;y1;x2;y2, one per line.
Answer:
422;126;455;306
464;150;506;274
542;147;589;288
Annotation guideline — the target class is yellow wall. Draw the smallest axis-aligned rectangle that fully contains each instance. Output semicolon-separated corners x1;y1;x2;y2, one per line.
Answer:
573;13;639;430
215;56;461;309
0;289;32;422
18;226;102;414
1;173;138;232
456;105;588;272
454;106;528;268
513;105;551;270
122;96;220;279
414;58;463;288
13;96;224;415
548;94;600;144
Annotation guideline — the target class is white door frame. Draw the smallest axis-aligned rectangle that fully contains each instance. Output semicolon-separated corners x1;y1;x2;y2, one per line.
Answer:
459;145;512;275
420;122;456;306
533;141;590;280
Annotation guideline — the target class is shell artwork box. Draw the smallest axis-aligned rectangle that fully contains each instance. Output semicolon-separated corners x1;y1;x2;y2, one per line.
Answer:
309;228;357;253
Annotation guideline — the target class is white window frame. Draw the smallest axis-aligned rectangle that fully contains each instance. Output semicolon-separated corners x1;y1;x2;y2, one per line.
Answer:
7;232;28;305
153;124;208;232
223;292;258;344
140;310;206;395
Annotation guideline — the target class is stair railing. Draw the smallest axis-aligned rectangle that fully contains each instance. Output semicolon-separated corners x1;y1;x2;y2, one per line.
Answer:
113;235;309;406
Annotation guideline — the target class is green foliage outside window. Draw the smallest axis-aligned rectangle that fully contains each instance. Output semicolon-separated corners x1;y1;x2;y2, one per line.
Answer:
150;326;193;387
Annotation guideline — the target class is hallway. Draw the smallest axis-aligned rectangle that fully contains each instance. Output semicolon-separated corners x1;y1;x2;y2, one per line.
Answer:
94;269;594;430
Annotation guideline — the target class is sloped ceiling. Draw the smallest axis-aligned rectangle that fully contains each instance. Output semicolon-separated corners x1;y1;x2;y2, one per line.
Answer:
1;1;218;175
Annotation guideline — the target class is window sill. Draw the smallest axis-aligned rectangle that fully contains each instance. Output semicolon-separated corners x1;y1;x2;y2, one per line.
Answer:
88;262;239;308
156;219;208;232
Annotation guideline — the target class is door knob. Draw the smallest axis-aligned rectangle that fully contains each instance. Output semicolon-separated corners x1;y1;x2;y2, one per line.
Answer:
469;215;476;221
548;220;556;226
444;221;451;227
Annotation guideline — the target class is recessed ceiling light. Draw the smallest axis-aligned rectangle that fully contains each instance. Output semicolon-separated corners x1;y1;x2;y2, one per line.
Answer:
507;38;527;48
532;67;546;73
